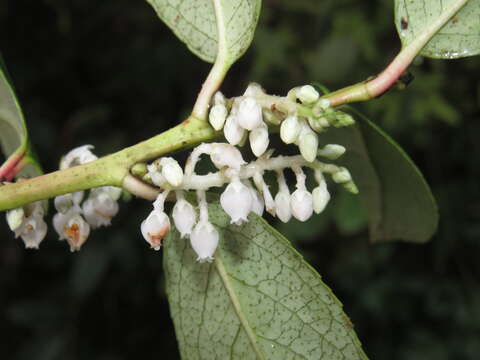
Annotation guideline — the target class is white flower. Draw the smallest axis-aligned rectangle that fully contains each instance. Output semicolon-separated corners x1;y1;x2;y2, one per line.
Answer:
312;181;330;214
209;104;228;131
160;157;184;187
298;125;319;162
290;189;314;221
220;179;252;225
190;221;219;262
249;122;269;157
60;145;97;169
141;209;170;250
297;85;319;104
82;192;119;228
6;207;24;232
280;115;301;144
16;215;47;249
53;209;75;241
275;191;292;223
172;198;197;238
210;143;246;170
237;97;263;130
64;214;91;252
224;114;245;145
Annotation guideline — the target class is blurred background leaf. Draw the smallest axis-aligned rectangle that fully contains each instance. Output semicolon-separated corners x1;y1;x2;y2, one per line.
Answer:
1;0;479;359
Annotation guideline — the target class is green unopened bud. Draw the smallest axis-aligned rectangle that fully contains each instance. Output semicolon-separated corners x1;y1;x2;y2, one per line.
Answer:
6;207;24;231
317;144;346;160
297;85;319;104
343;181;359;194
299;130;319;162
332;167;352;183
333;112;355;127
307;117;325;133
209;104;228;130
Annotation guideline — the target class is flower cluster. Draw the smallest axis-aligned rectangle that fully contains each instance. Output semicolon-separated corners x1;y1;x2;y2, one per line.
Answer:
141;141;357;262
52;145;122;251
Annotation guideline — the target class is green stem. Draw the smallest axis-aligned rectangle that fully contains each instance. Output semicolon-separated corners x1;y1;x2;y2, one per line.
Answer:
323;0;470;107
0;116;218;211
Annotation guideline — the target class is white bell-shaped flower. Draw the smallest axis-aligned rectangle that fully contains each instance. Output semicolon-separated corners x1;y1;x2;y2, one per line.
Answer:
64;214;91;252
82;192;119;228
172;198;197;238
249;122;269;157
6;207;24;232
60;145;97;169
297;85;319;104
275;191;292;223
313;181;330;214
220;179;252;225
160;157;184;187
209;104;228;131
280;115;301;144
224;114;245;145
249;186;265;216
317;144;346;160
141;209;170;250
237;97;263;130
210;143;246;170
18;215;47;249
290;189;314;221
52;208;77;240
298;127;319;162
190;220;219;262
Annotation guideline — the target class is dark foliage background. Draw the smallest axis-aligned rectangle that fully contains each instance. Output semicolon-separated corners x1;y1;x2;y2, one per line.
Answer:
1;0;479;359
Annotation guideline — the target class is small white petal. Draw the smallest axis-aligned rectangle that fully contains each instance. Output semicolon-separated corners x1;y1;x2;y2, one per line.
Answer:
237;97;263;131
213;91;226;105
190;221;219;262
209;104;228;131
91;186;122;201
280;115;301;144
160;157;184;187
64;214;90;252
6;207;25;232
313;182;330;214
290;189;314;222
275;192;292;223
83;193;119;228
224;115;245;145
249;122;269;157
297;85;319;104
172;199;197;238
54;194;74;214
210;143;246;170
141;210;170;250
220;179;252;225
60;145;97;169
249;187;265;216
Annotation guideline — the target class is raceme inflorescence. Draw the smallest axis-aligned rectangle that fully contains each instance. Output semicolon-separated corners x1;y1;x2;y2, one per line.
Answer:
4;83;358;259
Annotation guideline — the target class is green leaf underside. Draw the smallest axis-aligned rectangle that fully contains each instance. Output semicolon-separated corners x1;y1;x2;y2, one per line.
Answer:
146;0;261;64
320;110;438;243
395;0;480;59
164;202;368;360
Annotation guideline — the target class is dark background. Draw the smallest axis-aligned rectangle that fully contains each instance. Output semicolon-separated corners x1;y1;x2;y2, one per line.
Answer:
1;0;479;359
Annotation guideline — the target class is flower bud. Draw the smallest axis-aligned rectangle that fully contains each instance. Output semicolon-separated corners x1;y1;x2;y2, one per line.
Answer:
317;144;346;160
297;85;319;104
64;214;90;252
249;122;269;157
237;97;263;130
209;104;228;131
332;167;352;184
83;193;119;228
243;83;265;98
213;91;226;105
312;182;330;214
224;114;245;145
334;112;355;127
275;192;292;223
141;210;170;250
290;189;314;222
190;221;219;262
210;143;246;170
220;179;252;225
172;198;197;238
160;157;184;187
280;115;300;144
299;130;319;162
18;216;47;249
6;207;24;232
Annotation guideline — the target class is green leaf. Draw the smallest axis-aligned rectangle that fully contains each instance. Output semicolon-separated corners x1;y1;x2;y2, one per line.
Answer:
320;109;438;243
0;54;42;179
146;0;262;65
164;201;368;360
395;0;480;59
